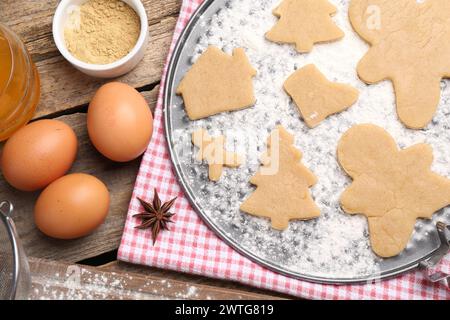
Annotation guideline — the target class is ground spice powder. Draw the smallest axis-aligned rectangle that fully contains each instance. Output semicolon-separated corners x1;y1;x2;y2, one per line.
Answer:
64;0;141;65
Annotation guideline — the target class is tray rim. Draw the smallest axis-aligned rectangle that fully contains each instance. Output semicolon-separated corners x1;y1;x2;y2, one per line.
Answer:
163;0;439;285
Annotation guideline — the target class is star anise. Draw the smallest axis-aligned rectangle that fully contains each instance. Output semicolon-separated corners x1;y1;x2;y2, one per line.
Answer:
133;189;177;245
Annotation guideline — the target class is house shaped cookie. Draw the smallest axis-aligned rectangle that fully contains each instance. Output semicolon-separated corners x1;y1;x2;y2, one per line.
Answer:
177;46;257;120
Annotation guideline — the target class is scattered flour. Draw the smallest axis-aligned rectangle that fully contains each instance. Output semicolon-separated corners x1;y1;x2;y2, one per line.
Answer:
30;267;191;300
173;0;450;279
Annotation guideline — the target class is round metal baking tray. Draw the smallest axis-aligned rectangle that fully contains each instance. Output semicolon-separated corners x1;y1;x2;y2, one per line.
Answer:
163;0;449;284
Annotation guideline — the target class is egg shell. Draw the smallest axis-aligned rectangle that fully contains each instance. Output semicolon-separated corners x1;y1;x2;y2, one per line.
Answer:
34;173;110;240
1;119;78;191
87;82;153;162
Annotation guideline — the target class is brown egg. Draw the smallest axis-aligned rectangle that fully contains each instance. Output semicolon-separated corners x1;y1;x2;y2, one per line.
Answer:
34;173;110;240
87;82;153;162
1;119;78;191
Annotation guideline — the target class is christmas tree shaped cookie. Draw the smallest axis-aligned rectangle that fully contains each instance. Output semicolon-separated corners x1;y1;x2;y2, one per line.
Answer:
338;124;450;257
241;126;320;230
266;0;344;53
192;129;243;182
177;46;257;120
349;0;450;129
284;64;359;128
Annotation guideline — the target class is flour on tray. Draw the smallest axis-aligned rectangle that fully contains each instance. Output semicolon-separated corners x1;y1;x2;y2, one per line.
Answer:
174;0;450;279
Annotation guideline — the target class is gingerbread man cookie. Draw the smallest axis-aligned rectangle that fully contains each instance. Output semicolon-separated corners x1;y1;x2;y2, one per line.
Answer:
266;0;344;53
177;46;257;120
338;124;450;257
241;126;320;230
192;129;243;182
284;64;359;128
349;0;450;129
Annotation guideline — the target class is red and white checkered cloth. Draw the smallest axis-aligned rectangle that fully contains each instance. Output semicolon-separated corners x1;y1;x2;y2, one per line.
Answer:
118;0;450;300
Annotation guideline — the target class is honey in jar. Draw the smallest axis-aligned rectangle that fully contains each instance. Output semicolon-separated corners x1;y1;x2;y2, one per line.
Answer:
0;24;40;141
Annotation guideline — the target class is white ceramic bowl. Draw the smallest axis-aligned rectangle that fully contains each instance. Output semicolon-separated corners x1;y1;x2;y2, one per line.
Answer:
53;0;149;78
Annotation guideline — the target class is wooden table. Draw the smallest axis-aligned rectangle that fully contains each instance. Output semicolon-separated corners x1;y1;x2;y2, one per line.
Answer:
0;0;290;300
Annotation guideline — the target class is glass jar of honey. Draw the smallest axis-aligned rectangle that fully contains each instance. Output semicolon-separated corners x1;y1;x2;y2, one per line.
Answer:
0;23;40;141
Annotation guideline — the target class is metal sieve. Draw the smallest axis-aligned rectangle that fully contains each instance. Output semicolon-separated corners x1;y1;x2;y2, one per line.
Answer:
0;201;31;300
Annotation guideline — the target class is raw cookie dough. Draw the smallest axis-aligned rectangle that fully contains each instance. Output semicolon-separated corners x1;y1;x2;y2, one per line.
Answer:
338;124;450;258
266;0;344;53
192;129;243;182
349;0;450;129
177;46;257;120
284;64;359;128
240;126;320;230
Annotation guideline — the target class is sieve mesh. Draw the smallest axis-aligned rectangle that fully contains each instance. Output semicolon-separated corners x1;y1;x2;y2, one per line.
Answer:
0;201;15;300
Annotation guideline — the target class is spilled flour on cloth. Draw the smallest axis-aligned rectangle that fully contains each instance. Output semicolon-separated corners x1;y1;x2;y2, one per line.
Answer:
172;0;450;278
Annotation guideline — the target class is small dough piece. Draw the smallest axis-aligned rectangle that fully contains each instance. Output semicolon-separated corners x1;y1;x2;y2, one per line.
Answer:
338;124;450;257
192;129;243;182
349;0;450;129
240;126;320;230
284;64;359;128
266;0;344;53
177;46;257;120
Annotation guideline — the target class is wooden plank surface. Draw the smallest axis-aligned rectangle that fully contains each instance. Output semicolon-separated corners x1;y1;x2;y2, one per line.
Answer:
33;17;176;118
30;258;282;300
0;0;288;300
0;0;173;262
100;261;293;300
0;0;180;118
0;87;158;262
